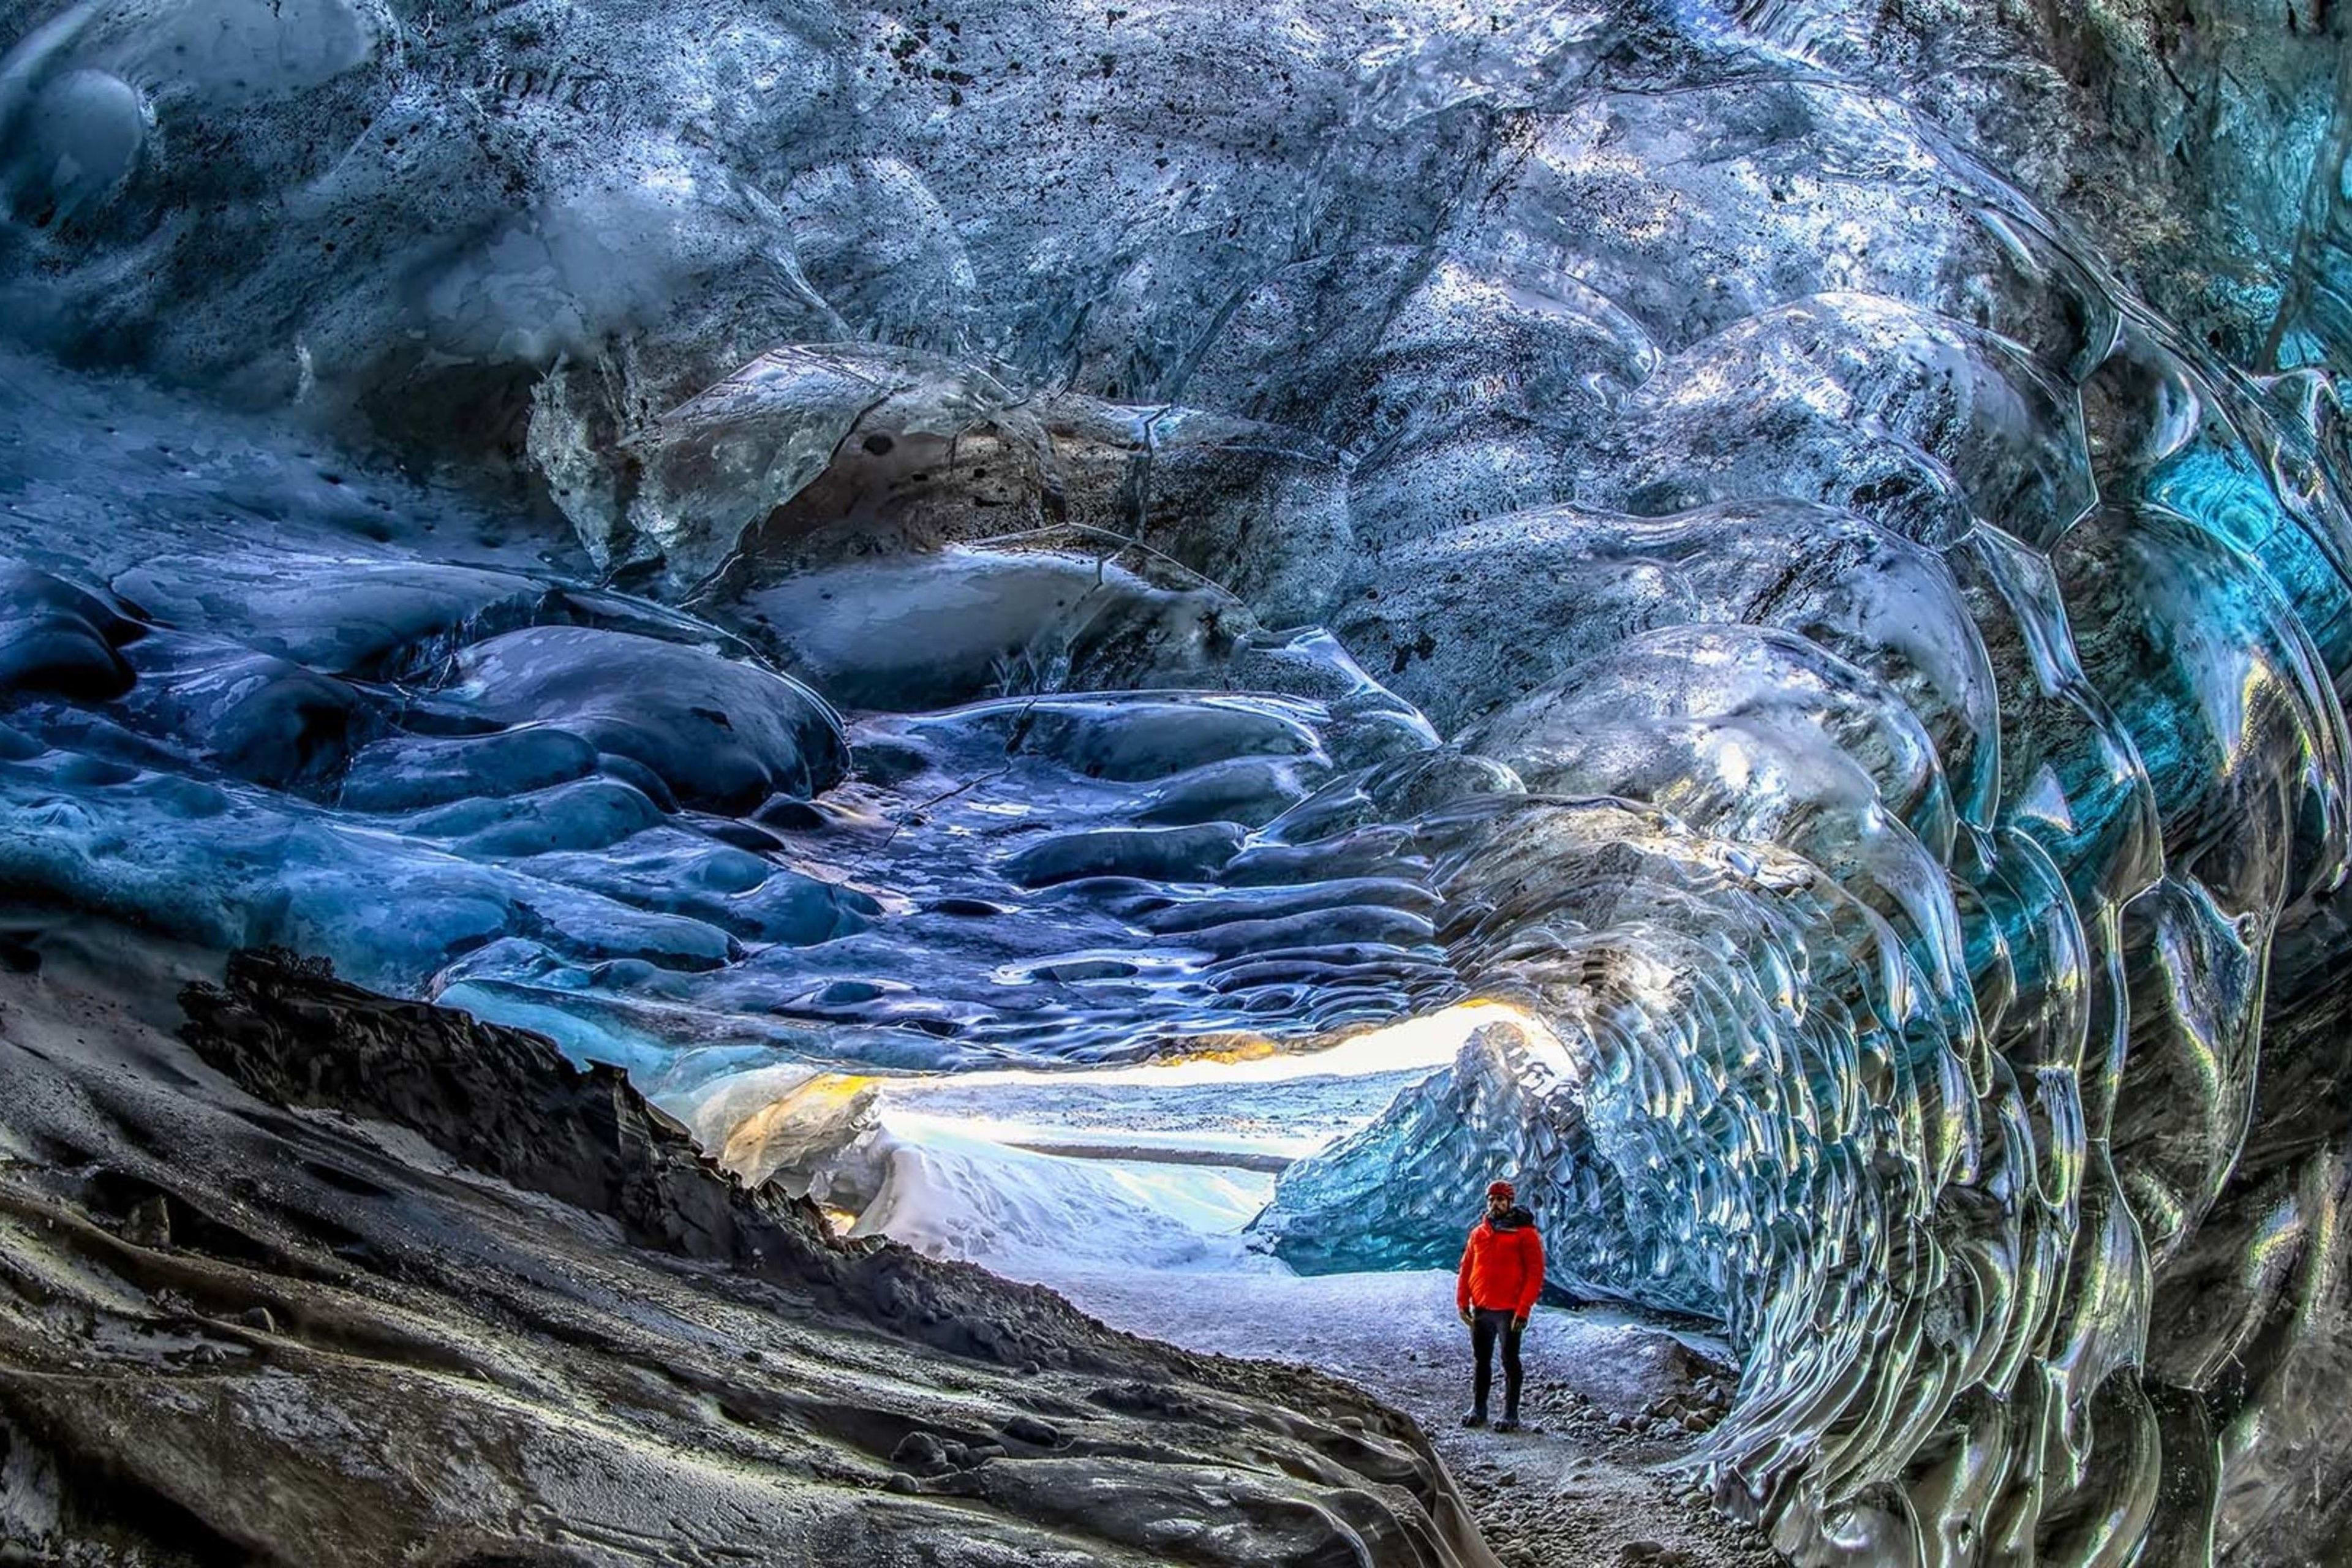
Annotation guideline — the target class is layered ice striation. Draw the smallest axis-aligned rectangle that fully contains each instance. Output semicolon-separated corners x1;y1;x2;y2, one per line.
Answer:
7;0;2352;1563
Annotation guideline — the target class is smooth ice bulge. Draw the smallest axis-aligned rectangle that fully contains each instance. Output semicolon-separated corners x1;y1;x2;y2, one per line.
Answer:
4;0;2352;1564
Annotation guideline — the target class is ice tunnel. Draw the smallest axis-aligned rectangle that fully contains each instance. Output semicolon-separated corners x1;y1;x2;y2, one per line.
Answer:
4;0;2352;1563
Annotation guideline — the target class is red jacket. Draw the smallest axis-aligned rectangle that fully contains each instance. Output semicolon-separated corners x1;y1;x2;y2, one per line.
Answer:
1457;1208;1545;1315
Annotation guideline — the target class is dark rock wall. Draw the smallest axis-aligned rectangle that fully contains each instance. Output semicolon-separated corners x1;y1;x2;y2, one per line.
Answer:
0;938;1491;1567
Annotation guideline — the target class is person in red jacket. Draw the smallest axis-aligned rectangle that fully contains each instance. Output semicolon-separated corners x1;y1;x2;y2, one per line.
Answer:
1456;1178;1543;1431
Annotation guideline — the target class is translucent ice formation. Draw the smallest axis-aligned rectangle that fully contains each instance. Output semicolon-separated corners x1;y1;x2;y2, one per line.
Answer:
5;0;2352;1564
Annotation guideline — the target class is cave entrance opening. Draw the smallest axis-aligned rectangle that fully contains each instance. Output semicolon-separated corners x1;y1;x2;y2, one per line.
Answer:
684;999;1536;1291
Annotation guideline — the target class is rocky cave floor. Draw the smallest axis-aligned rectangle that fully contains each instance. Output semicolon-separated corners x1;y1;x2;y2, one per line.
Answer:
0;919;1774;1567
1057;1268;1777;1568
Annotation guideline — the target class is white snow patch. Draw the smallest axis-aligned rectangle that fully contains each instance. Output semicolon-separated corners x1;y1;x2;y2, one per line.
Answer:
845;1114;1278;1277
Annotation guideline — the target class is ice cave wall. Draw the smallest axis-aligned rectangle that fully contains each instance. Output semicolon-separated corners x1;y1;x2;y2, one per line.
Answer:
6;1;2352;1566
1724;0;2352;374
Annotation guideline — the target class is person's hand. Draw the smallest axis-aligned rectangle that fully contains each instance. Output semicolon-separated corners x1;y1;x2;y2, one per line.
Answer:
1458;1308;1473;1328
1512;1315;1529;1332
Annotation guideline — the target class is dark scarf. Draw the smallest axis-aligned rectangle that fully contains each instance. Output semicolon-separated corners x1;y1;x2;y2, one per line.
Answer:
1485;1205;1536;1232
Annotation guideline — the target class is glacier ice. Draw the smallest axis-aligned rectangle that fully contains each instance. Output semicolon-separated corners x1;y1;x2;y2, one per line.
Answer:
5;0;2352;1562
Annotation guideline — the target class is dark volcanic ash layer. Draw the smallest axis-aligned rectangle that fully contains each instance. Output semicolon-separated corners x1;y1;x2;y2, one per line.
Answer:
0;934;1490;1568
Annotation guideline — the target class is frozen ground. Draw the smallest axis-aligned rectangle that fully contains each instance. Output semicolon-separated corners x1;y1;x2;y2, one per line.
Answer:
1056;1268;1777;1568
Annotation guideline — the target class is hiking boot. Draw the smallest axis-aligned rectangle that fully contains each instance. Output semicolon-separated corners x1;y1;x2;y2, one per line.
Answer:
1460;1408;1488;1428
1492;1417;1520;1433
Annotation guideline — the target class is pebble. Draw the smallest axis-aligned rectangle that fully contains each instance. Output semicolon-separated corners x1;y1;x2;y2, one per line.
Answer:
124;1195;172;1248
1001;1413;1061;1447
891;1431;951;1474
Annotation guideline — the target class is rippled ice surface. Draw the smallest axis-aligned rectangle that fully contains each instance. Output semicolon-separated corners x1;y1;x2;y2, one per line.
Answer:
7;0;2352;1562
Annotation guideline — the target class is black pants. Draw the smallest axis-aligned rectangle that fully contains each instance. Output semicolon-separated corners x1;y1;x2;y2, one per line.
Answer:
1469;1307;1524;1417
